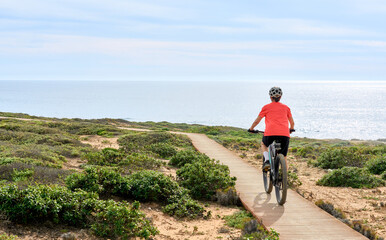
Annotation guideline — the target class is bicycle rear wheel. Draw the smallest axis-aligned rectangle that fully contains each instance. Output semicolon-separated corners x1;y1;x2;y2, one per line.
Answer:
275;154;287;205
263;167;273;194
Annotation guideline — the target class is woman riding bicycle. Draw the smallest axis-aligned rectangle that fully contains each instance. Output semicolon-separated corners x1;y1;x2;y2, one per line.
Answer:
248;87;295;170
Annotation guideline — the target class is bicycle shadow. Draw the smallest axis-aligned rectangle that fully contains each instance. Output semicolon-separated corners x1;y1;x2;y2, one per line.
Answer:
251;192;285;226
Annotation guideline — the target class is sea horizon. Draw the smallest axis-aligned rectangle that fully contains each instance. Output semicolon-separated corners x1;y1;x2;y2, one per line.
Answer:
1;80;385;141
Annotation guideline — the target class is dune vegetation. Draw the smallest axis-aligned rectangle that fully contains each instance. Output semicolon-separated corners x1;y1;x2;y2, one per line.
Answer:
0;112;280;240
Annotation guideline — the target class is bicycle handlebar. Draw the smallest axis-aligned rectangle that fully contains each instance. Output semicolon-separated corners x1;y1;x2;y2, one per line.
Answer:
248;129;296;134
247;129;264;134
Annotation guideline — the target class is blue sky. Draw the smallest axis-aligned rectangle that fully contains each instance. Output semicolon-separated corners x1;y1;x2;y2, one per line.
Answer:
1;0;386;81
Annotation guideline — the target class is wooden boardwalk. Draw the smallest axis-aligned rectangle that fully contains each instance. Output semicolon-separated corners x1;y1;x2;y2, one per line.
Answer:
183;132;366;240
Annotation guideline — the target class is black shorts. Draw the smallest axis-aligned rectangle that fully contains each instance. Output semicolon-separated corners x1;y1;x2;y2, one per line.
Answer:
262;136;290;156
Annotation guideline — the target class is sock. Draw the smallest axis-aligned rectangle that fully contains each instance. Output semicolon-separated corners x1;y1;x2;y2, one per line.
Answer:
263;152;269;162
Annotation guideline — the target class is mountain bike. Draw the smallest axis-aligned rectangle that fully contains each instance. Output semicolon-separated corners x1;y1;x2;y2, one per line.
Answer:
248;129;290;205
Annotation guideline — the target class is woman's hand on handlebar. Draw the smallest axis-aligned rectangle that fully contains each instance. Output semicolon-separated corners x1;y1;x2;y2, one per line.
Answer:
248;129;263;134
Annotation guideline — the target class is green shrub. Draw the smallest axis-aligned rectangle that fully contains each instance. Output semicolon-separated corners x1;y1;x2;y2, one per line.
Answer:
0;184;157;239
0;162;70;184
12;168;34;182
224;210;254;230
83;148;163;171
316;167;385;188
125;170;205;219
365;156;386;175
83;148;125;166
316;148;367;169
45;121;122;136
0;184;98;225
118;132;191;152
211;135;260;150
315;200;346;219
0;143;66;165
0;157;17;165
120;153;163;170
66;168;205;219
147;143;177;158
177;158;236;200
91;200;158;239
163;195;206;219
295;145;316;158
169;149;209;167
124;170;181;202
215;187;240;206
381;171;386;180
224;210;279;240
242;229;280;240
287;171;302;189
66;166;125;196
0;233;20;240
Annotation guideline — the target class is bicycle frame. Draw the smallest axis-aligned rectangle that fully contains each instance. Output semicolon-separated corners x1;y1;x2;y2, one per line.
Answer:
248;128;290;205
268;141;281;185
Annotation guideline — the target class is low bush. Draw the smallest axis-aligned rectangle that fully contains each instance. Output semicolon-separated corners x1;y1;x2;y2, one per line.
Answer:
66;166;125;196
224;210;279;240
147;143;177;158
177;158;236;200
124;170;182;202
45;121;123;137
83;147;163;171
169;149;209;167
242;228;280;240
91;200;158;239
12;168;34;182
0;184;98;225
125;170;205;219
287;171;302;189
315;200;346;219
215;187;240;206
66;168;205;219
0;184;157;239
0;162;69;184
316;167;385;188
293;145;317;158
0;233;19;240
163;195;207;219
119;153;163;170
314;200;383;240
118;132;191;153
224;210;254;230
365;156;386;175
315;147;368;169
211;136;260;151
381;171;386;180
0;142;66;166
82;148;125;166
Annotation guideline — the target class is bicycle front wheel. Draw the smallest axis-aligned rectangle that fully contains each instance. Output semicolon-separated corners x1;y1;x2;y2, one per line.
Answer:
275;154;287;205
263;168;273;194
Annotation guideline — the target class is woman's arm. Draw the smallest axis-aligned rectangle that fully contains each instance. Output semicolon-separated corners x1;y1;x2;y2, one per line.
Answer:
289;116;295;130
249;116;263;130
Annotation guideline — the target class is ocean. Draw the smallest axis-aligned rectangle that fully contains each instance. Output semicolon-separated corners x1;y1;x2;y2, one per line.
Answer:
0;80;385;140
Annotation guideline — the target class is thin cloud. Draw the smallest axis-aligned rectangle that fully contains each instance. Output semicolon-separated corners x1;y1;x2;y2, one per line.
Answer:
233;17;372;37
349;0;386;13
0;0;190;22
2;33;385;57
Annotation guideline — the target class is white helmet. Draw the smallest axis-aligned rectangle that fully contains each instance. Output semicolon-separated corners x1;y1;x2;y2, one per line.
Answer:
269;87;282;98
